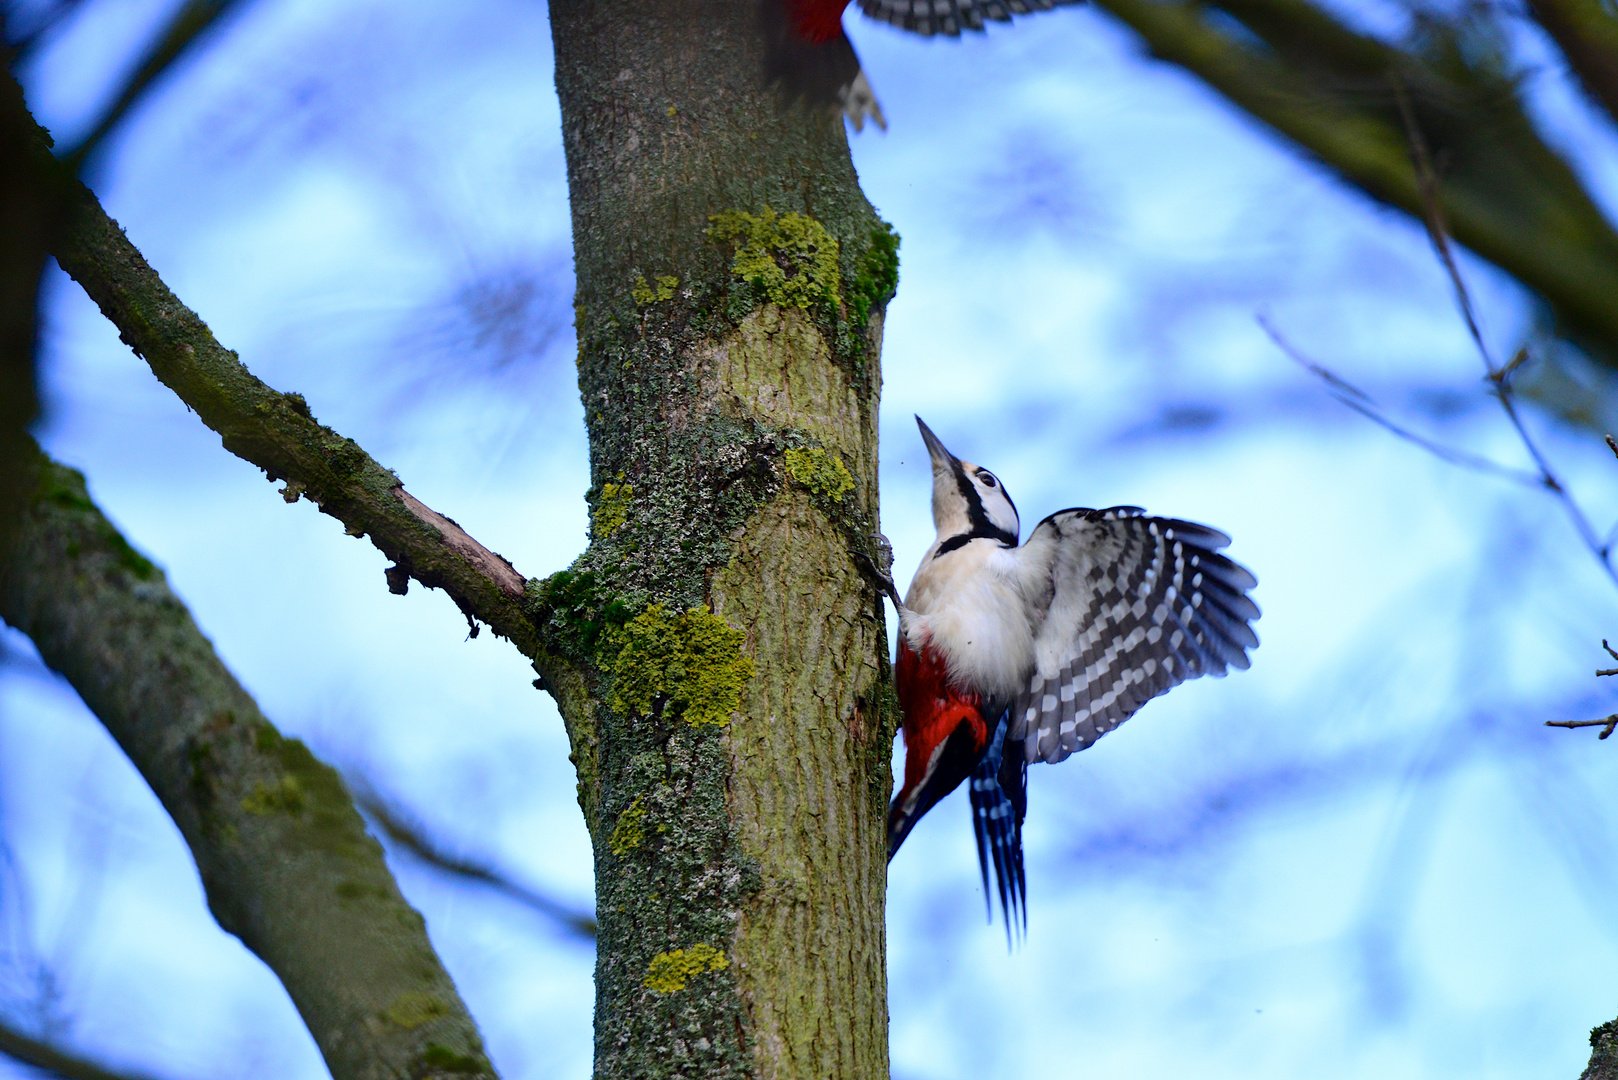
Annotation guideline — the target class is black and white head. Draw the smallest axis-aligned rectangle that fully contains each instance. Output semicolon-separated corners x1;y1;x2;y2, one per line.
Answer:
916;416;1020;548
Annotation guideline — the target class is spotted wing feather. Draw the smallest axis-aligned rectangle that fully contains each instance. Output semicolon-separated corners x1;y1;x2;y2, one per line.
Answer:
1011;507;1259;764
855;0;1080;37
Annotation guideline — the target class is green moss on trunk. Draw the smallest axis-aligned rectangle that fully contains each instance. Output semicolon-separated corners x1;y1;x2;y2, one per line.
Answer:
549;3;897;1076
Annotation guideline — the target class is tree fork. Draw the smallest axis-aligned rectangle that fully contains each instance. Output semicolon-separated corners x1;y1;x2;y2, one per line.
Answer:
549;2;896;1076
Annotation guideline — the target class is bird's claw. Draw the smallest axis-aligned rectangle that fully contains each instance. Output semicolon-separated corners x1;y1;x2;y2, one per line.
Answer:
853;533;903;610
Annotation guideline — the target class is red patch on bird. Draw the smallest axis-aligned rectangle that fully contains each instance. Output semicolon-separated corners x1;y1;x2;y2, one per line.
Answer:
789;0;852;43
894;637;989;803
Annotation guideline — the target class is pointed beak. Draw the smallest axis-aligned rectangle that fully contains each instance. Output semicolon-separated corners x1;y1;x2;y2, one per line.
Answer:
915;416;957;470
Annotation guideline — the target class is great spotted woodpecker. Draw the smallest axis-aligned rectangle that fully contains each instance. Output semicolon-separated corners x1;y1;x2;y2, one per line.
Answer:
761;0;1080;131
884;417;1260;932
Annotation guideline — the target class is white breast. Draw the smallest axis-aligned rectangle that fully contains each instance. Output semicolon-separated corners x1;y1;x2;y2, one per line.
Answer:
902;539;1038;703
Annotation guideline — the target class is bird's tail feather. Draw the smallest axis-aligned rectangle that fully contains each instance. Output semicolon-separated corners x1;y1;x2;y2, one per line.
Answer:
969;707;1027;942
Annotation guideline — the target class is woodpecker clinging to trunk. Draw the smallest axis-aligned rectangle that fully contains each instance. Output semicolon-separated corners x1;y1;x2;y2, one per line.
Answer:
884;417;1260;934
761;0;1081;131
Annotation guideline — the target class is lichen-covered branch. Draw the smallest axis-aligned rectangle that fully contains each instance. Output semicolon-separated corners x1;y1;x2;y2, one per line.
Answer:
0;442;498;1080
33;124;548;660
1091;0;1618;366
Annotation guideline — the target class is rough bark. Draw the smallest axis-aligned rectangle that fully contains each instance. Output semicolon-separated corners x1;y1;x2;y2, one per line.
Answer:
0;443;498;1080
548;2;896;1076
1585;1019;1618;1080
1091;0;1618;367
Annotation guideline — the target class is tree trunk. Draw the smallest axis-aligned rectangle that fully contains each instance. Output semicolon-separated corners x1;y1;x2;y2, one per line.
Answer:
545;3;897;1077
1584;1019;1618;1080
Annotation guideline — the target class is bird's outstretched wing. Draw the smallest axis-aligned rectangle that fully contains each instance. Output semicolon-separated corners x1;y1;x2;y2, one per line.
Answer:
1010;507;1259;764
856;0;1080;37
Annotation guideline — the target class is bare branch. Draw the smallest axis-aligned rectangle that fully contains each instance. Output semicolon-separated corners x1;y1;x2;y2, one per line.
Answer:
0;443;499;1080
60;0;252;171
1393;95;1618;590
0;1017;163;1080
356;791;597;941
1391;76;1497;374
1260;317;1545;486
1544;716;1618;738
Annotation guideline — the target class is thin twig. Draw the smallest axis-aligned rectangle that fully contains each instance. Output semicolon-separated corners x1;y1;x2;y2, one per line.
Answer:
356;792;597;941
1544;716;1618;739
1260;317;1544;487
1393;77;1618;590
1391;77;1496;372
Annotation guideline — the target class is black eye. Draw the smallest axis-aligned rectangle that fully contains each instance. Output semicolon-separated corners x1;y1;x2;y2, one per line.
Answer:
978;472;997;488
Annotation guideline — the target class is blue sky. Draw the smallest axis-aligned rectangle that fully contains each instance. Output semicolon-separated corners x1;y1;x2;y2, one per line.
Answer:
5;0;1618;1077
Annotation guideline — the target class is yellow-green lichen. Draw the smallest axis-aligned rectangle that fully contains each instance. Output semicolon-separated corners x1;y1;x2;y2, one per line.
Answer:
601;605;753;727
333;878;391;902
382;990;448;1029
708;208;840;311
631;274;679;304
781;447;854;502
644;944;729;993
240;775;305;815
609;795;647;855
421;1044;491;1075
592;473;633;538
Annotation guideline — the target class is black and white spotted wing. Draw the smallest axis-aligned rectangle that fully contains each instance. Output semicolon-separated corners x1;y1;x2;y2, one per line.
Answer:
856;0;1079;37
1010;507;1259;765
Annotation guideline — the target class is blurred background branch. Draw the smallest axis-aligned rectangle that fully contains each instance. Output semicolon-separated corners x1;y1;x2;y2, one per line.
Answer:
58;0;250;171
355;789;597;941
1092;0;1618;369
0;1018;163;1080
1523;0;1618;126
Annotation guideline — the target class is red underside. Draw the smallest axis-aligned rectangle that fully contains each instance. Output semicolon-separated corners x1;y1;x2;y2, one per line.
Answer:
789;0;852;43
895;637;989;806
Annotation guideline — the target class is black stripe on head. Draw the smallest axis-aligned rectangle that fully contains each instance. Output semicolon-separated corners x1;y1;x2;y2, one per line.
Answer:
935;459;1017;556
916;415;1017;556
